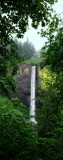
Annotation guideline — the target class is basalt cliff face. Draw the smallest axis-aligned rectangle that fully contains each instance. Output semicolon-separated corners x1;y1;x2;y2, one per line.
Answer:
11;63;40;108
11;63;31;107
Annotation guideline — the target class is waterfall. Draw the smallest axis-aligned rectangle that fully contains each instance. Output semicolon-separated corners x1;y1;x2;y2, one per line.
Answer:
30;66;36;123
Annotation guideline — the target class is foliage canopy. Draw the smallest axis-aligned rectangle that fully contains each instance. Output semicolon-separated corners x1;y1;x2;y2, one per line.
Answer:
0;0;57;43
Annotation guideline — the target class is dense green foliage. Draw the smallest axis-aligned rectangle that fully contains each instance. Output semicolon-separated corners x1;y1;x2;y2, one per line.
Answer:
0;40;20;97
41;27;63;72
37;23;63;159
8;38;36;60
23;40;36;60
14;38;36;60
0;0;57;42
27;53;40;65
0;96;38;160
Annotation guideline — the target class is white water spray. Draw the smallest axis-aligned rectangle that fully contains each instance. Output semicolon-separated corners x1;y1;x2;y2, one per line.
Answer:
30;66;36;123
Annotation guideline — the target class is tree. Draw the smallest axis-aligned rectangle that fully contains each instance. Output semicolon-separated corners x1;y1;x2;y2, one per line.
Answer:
13;37;24;59
37;17;63;160
0;96;37;160
23;39;36;60
0;39;21;97
0;0;57;44
14;37;36;60
42;27;63;72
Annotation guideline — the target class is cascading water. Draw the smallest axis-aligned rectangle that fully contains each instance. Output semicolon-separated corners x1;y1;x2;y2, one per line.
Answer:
30;66;36;123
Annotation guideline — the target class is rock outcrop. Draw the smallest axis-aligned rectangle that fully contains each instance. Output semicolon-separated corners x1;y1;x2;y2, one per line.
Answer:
11;63;31;107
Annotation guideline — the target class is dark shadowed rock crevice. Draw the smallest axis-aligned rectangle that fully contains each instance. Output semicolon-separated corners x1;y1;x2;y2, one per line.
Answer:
36;65;42;108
